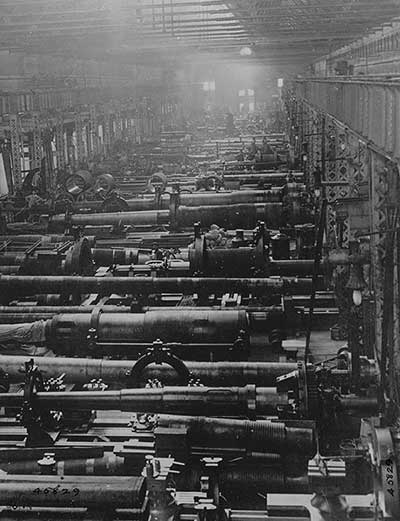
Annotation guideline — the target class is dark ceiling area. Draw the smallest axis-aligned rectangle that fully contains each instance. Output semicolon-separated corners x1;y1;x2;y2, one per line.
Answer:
0;0;399;69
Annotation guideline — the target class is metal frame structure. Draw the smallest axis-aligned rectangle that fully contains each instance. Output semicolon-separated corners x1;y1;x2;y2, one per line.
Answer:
9;114;22;190
286;81;400;413
31;112;42;171
0;0;397;69
55;115;66;176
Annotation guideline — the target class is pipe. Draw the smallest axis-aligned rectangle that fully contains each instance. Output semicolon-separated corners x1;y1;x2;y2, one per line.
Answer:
0;275;314;298
0;475;146;509
0;355;298;386
0;385;288;416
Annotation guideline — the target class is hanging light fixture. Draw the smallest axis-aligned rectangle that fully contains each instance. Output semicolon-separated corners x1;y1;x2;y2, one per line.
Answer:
346;265;365;306
240;46;252;56
345;241;366;306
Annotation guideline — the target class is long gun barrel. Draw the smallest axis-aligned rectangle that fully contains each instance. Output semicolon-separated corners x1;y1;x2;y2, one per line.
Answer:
1;355;298;386
0;275;314;298
0;475;146;509
73;188;283;212
0;385;287;416
49;201;310;231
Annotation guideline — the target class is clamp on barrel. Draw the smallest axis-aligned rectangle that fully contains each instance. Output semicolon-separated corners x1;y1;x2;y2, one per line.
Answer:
127;339;193;387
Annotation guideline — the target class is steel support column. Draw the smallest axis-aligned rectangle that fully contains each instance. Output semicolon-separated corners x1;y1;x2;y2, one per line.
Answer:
75;113;85;164
31;113;42;170
89;105;98;157
103;111;111;154
55;116;66;176
9;114;22;189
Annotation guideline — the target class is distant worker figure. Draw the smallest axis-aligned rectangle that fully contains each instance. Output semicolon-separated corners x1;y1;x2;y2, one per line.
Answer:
236;148;245;162
225;111;235;135
262;137;274;155
248;137;257;159
183;133;192;153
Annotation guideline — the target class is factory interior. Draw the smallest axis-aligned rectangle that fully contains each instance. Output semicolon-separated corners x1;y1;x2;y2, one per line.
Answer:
0;0;399;520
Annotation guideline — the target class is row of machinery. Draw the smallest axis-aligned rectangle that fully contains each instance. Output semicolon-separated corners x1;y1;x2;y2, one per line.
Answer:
0;123;396;521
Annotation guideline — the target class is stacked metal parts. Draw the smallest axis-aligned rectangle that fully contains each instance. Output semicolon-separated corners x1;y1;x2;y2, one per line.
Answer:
0;123;396;521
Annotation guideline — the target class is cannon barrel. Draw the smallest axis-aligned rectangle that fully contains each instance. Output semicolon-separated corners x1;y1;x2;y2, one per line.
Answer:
44;309;249;355
189;247;321;277
0;461;308;493
0;234;92;244
0;474;146;509
73;189;283;212
186;467;308;492
0;355;298;386
1;385;287;416
157;415;315;455
0;275;314;298
0;454;125;476
0;305;131;314
223;173;303;184
0;387;377;418
0;303;290;322
50;209;170;230
176;203;288;229
177;189;283;206
49;201;310;231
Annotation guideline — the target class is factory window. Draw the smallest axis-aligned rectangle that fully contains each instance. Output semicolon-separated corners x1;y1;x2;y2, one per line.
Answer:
203;81;216;92
239;89;254;97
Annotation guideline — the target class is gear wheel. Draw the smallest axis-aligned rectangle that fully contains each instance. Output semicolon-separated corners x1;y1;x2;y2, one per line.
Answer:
297;361;319;419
